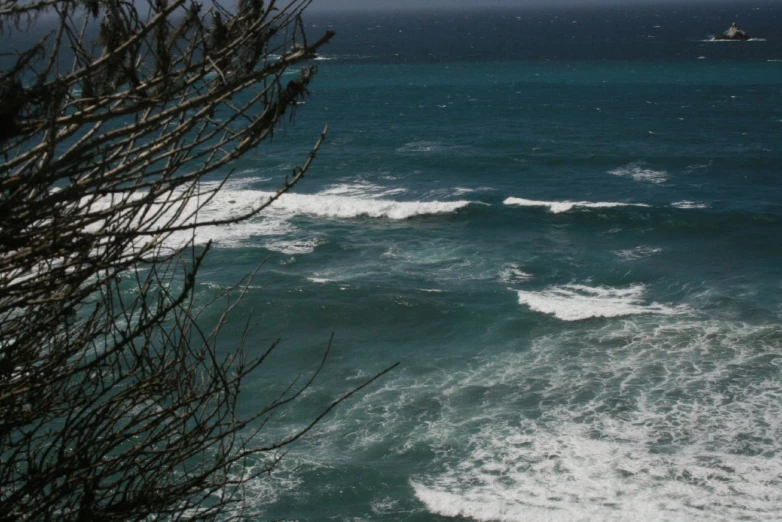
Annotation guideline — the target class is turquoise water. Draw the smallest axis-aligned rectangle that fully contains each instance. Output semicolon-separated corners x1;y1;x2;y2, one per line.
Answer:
188;5;782;521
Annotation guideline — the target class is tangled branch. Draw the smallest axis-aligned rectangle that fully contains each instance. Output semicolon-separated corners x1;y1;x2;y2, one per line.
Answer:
0;1;395;519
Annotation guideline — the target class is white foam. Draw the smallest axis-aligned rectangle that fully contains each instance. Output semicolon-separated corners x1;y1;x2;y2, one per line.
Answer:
173;217;296;249
316;315;782;521
56;185;297;260
228;172;273;183
199;281;230;290
499;263;533;284
672;200;709;209
451;186;495;196
615;245;662;261
396;141;452;153
264;237;323;255
515;284;685;321
609;162;668;184
412;484;531;522
318;182;407;199
75;183;472;258
413;418;782;521
410;320;782;522
504;197;649;214
266;191;472;220
371;496;407;516
381;246;402;259
703;38;767;42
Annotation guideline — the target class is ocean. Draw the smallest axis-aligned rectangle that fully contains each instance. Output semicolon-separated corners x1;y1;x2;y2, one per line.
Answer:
186;2;782;521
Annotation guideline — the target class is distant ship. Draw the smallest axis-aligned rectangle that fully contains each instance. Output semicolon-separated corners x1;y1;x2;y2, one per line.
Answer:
712;22;750;41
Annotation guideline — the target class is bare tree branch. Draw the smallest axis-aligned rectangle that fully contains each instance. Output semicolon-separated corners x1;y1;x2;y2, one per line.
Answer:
0;1;394;520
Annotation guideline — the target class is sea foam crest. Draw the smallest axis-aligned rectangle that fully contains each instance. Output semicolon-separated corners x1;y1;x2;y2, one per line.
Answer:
615;245;662;261
83;184;473;253
609;162;668;184
265;190;472;219
515;284;684;321
499;263;533;284
451;186;495;196
74;185;299;254
318;181;407;198
504;197;649;214
672;200;709;209
116;182;465;224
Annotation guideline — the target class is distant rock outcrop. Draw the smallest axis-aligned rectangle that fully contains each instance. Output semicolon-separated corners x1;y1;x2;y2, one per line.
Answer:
713;22;750;41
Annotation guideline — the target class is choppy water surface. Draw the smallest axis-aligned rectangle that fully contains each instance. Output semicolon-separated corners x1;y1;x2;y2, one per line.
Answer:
190;3;782;521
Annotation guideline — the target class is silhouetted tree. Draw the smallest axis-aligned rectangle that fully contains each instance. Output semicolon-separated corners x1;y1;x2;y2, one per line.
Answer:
0;1;395;519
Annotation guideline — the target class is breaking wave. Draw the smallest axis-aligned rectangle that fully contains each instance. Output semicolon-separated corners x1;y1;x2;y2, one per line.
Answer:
499;263;533;284
265;191;473;220
80;181;474;257
514;284;685;321
504;197;649;214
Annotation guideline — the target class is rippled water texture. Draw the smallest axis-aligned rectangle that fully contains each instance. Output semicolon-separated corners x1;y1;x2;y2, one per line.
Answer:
54;2;782;520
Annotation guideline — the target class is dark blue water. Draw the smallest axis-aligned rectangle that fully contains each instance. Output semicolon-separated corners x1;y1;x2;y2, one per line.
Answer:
75;3;782;520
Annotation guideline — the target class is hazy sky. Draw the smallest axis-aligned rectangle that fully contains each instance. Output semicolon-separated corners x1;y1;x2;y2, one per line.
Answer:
306;0;711;11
